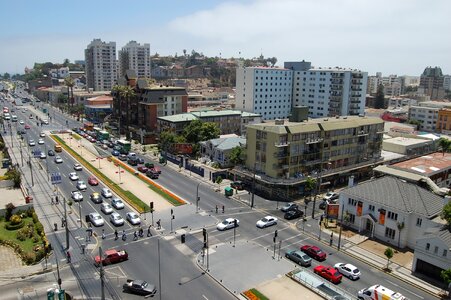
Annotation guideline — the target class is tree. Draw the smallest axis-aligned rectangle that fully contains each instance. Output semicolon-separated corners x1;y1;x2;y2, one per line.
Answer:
64;77;75;110
304;176;317;201
112;85;124;134
3;72;10;79
119;86;136;140
438;137;451;156
374;84;385;109
63;58;70;67
397;221;405;248
200;122;220;141
440;269;451;297
441;201;451;227
384;247;394;270
159;130;178;152
229;146;244;165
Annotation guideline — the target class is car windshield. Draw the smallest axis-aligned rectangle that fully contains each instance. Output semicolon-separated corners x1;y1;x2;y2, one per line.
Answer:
262;217;270;222
221;220;229;225
141;281;148;288
131;215;138;219
93;215;101;220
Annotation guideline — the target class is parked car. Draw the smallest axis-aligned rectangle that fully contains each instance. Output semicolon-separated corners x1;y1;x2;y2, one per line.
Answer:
284;209;304;220
118;154;127;161
88;176;99;186
230;181;245;190
126;212;141;225
313;265;343;284
137;166;148;173
111;150;120;156
112;198;125;209
285;250;312;267
123;279;156;297
101;188;113;198
71;191;83;202
216;218;239;231
100;203;114;214
334;263;361;280
323;192;339;201
74;163;82;171
68;172;79;181
281;202;298;212
76;180;87;191
300;245;327;261
90;192;102;204
151;166;161;174
137;158;145;164
110;212;124;226
88;212;104;227
256;216;278;228
28;139;35;146
127;158;138;166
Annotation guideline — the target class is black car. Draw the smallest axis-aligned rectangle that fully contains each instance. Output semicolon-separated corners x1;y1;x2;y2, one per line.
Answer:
319;201;328;210
146;169;159;179
123;279;156;296
128;158;138;166
284;209;304;220
47;150;55;156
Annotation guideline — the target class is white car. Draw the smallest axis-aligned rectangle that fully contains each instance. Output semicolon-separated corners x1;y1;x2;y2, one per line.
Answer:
76;180;87;191
38;138;44;144
323;192;339;202
71;191;83;202
42;119;49;125
100;203;114;214
73;163;82;171
126;212;141;225
28;139;36;146
334;263;361;280
39;152;47;159
54;156;63;163
68;172;79;181
256;216;278;228
110;212;124;226
19;120;24;125
39;132;45;137
111;198;125;209
88;212;104;227
217;218;240;231
101;188;113;198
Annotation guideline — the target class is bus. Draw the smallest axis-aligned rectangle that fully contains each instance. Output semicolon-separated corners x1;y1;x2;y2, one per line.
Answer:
117;140;131;154
97;130;110;141
54;144;62;152
83;121;94;131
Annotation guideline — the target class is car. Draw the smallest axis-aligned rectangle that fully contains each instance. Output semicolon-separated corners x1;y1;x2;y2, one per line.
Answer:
95;249;128;266
334;263;361;280
28;139;35;146
90;138;96;143
313;265;343;284
39;152;47;159
19;120;24;125
73;163;82;171
127;158;138;166
126;212;141;225
137;166;148;173
68;172;79;181
230;181;245;190
101;203;114;214
146;169;159;179
300;245;327;261
256;216;278;228
18;129;26;135
216;218;239;231
110;212;124;226
38;138;44;145
101;188;113;198
42;119;49;125
71;191;83;202
90;192;102;203
319;200;328;210
137;158;145;164
111;150;120;156
88;212;104;227
24;124;30;129
29;115;33;119
285;250;312;267
118;154;127;161
39;132;45;137
150;166;161;174
123;279;156;296
88;176;99;186
48;150;55;156
281;202;298;212
101;144;108;150
76;180;87;191
323;192;339;201
54;156;63;163
284;209;304;220
111;198;125;209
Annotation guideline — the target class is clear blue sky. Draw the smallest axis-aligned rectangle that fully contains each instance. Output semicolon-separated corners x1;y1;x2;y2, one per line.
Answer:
1;0;450;76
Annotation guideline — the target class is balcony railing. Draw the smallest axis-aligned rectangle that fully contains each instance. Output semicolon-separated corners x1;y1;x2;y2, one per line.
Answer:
274;141;290;147
305;137;323;144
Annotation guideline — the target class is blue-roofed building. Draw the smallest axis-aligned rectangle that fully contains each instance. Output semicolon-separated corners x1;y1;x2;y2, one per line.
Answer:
200;135;246;168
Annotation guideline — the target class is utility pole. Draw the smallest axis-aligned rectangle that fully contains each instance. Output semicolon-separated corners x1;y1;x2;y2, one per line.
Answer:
251;162;256;208
99;246;105;300
273;230;278;259
158;238;162;300
170;209;175;233
55;252;62;290
196;182;201;213
29;159;34;186
337;202;345;251
233;219;237;247
63;196;69;249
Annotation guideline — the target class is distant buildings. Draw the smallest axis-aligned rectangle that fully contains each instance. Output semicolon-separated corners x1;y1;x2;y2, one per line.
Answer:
85;39;117;91
119;41;151;79
418;66;445;100
408;101;451;132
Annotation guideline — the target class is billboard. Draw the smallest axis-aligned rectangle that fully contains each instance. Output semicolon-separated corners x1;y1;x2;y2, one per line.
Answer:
171;143;193;154
326;204;340;219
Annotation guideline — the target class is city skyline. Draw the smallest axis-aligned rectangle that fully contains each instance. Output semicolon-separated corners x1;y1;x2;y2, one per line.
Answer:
0;0;450;76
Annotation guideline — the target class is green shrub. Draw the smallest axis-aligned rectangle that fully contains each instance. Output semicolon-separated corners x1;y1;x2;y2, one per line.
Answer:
32;235;39;243
35;222;44;236
5;220;24;230
26;208;34;218
23;252;36;265
5;203;15;221
16;228;28;241
32;212;38;223
10;214;22;225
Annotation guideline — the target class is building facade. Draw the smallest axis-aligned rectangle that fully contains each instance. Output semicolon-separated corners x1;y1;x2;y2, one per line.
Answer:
419;66;445;100
200;136;246;168
436;108;451;134
118;41;151;79
85;39;117;91
409;101;451;132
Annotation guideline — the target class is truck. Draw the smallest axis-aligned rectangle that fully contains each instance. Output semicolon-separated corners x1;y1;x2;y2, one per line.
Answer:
358;285;406;300
123;279;157;296
95;249;129;266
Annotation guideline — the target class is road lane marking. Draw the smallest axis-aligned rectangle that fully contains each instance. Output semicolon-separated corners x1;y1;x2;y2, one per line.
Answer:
202;295;209;300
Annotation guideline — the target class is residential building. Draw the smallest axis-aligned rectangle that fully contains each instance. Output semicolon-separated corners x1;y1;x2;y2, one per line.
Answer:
200;135;246;168
235;66;293;120
437;108;451;134
240;111;262;137
339;176;444;249
367;74;402;97
84;95;113;123
382;137;434;156
50;67;69;79
409;101;451;132
118;41;151;79
444;75;451;91
388;97;417;108
418;66;445;100
85;39;117;91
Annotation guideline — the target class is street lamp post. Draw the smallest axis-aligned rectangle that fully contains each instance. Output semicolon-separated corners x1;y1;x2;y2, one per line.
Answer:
251;162;256;208
196;182;201;213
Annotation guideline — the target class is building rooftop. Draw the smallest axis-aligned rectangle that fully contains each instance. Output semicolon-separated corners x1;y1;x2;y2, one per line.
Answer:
342;176;444;217
421;226;451;248
192;110;241;118
87;95;113;101
158;110;260;123
392;152;451;175
158;113;197;123
202;136;246;151
384;137;431;147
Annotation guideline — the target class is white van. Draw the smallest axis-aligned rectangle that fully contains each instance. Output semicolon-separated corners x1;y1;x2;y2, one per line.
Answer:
358;285;406;300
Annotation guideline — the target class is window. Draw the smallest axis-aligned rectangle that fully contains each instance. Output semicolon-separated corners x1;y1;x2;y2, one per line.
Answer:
369;205;375;212
443;249;448;257
416;218;422;227
385;227;395;239
434;246;439;254
387;211;398;221
426;243;430;251
348;198;357;206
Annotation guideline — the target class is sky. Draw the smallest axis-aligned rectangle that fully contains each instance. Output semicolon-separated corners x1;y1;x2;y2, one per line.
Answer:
0;0;450;76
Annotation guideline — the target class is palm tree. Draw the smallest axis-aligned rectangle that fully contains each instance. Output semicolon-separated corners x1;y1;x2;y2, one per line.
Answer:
119;86;135;140
304;176;317;203
438;137;451;156
112;85;124;135
64;77;75;112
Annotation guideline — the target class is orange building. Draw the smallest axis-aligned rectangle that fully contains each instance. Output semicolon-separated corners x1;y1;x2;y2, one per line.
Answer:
436;108;451;133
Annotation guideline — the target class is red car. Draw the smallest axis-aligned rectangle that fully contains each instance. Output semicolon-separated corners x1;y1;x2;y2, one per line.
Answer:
137;166;148;173
313;265;342;284
300;245;327;261
88;176;99;186
24;124;31;129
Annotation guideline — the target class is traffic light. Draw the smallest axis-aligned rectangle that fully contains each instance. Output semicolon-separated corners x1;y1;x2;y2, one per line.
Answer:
202;228;207;242
150;201;154;213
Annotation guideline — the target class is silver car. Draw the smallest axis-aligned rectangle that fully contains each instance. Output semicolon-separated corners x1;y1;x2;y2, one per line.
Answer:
285;250;312;267
101;188;113;198
88;212;104;227
126;212;141;225
111;198;125;209
101;203;114;214
110;212;124;226
71;191;83;202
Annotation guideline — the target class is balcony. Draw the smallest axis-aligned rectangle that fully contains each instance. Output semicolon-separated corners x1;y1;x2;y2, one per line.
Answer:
274;141;290;147
305;137;323;144
274;151;289;158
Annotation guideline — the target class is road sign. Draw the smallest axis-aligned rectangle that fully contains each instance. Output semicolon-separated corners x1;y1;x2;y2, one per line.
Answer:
33;149;42;158
51;172;62;185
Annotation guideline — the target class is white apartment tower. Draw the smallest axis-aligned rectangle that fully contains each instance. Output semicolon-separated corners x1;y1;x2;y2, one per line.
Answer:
235;67;293;120
119;41;151;79
85;39;117;91
286;62;367;118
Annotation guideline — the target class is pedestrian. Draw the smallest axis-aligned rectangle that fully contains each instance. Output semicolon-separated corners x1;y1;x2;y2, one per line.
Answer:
147;225;152;237
81;244;86;254
55;195;59;205
139;227;143;237
61;217;66;228
222;205;225;213
215;205;218;213
122;231;127;241
114;229;118;240
66;251;71;263
51;196;54;205
156;219;161;229
133;231;138;241
102;229;106;240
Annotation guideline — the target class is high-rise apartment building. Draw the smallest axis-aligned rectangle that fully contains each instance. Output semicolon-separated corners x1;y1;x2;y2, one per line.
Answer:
235;67;293;120
85;39;117;91
418;66;445;100
119;41;151;79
